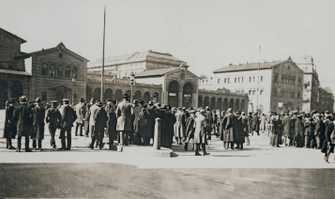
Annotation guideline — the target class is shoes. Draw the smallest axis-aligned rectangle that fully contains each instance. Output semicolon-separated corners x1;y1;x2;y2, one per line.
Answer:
8;146;16;150
25;149;32;152
324;155;329;163
203;152;210;156
195;153;201;156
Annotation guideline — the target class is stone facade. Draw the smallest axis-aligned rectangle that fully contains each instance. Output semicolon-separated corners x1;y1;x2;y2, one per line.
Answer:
29;43;88;103
318;87;334;112
0;28;30;108
206;57;303;113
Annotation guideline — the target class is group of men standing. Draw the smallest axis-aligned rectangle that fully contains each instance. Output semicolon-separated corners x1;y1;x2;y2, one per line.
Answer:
3;94;335;161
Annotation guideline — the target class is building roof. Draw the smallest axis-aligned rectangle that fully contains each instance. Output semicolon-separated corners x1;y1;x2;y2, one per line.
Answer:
0;27;26;43
29;42;89;62
89;50;184;68
213;60;284;73
0;68;31;76
135;67;178;78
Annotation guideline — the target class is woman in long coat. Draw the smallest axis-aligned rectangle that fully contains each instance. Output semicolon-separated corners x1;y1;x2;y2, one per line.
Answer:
184;110;195;151
138;105;149;145
4;100;16;149
321;115;335;163
282;113;290;146
295;115;304;147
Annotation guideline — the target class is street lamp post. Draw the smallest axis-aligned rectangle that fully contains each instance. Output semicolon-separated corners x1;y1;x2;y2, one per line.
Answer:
129;72;135;102
71;77;76;105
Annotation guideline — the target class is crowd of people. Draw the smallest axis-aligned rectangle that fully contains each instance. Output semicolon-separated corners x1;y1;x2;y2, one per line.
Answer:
2;94;335;162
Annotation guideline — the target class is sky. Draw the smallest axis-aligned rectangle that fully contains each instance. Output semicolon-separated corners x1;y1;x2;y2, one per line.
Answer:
1;0;334;92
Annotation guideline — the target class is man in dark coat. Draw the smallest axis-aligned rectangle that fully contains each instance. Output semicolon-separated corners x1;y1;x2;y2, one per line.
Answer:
321;115;335;163
59;99;76;150
252;112;260;136
32;97;46;150
3;99;16;150
147;101;156;142
91;101;108;150
271;113;282;147
295;114;304;147
105;99;117;150
233;112;244;149
14;96;33;152
45;101;62;149
282;113;290;146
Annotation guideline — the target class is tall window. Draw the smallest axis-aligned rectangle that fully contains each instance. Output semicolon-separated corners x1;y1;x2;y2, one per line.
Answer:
41;64;48;76
65;66;71;79
72;66;78;79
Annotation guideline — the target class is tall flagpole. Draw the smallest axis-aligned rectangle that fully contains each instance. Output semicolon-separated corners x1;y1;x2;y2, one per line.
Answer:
100;6;106;102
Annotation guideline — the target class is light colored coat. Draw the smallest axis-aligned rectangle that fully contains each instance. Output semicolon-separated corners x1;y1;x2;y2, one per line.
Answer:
116;100;133;131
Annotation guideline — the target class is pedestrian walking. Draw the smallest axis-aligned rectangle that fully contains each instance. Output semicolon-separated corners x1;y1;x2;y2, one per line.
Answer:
194;110;209;156
184;110;195;151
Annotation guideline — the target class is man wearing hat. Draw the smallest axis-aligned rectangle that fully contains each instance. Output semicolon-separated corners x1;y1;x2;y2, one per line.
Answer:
184;110;195;151
4;99;16;150
32;97;46;150
115;93;133;151
59;98;76;150
14;96;33;152
45;101;62;149
91;101;108;149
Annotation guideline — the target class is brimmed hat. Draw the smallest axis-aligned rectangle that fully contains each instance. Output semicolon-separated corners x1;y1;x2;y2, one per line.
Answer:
97;101;103;107
123;93;130;99
51;100;58;106
62;98;70;104
19;96;27;103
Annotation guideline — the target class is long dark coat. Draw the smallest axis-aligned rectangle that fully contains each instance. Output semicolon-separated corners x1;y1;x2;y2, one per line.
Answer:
321;120;335;153
138;108;149;138
14;103;33;137
45;107;62;130
164;111;176;147
32;105;46;140
4;105;17;139
241;116;249;137
147;106;156;138
105;105;117;140
282;116;290;137
60;105;76;130
233;116;244;144
93;107;108;138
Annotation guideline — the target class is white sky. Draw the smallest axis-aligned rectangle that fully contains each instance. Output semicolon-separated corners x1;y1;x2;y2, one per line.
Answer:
1;0;334;92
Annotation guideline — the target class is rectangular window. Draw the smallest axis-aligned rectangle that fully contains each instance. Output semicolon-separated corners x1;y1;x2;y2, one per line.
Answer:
41;91;47;101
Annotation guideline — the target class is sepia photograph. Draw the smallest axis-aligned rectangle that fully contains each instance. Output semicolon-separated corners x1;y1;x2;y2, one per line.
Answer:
0;0;334;198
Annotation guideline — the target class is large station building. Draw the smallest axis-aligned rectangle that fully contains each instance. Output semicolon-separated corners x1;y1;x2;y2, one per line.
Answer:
88;50;248;111
0;28;248;112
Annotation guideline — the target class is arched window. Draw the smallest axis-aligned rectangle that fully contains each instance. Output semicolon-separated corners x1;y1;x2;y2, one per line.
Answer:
104;88;113;100
93;88;101;100
115;89;123;102
143;92;151;103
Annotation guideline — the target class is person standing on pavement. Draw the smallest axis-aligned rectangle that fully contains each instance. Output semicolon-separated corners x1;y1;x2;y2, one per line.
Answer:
91;101;108;150
59;99;76;150
84;98;95;137
132;100;142;145
14;96;33;152
45;100;62;149
74;98;86;136
105;99;117;150
321;114;335;163
271;113;282;147
241;112;250;146
233;111;244;149
282;113;290;146
252;112;260;136
294;114;304;147
115;93;133;152
184;110;195;151
3;99;17;150
223;108;234;150
31;97;46;150
194;109;210;156
174;107;184;145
